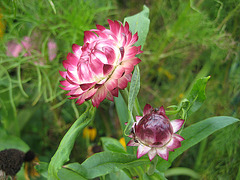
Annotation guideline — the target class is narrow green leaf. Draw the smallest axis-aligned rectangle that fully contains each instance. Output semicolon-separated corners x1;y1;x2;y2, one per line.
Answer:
48;107;96;180
183;76;210;118
124;110;134;136
157;116;239;172
236;164;240;180
101;137;126;153
128;65;140;113
124;5;150;48
36;66;42;93
65;152;149;179
114;93;133;153
47;0;57;14
165;167;200;179
114;93;128;130
17;64;29;98
42;70;53;102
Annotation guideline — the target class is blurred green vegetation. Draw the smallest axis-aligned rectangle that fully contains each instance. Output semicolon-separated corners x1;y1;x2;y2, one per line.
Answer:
0;0;239;179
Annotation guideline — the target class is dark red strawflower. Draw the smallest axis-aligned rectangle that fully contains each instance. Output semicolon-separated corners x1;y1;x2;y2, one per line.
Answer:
127;104;185;161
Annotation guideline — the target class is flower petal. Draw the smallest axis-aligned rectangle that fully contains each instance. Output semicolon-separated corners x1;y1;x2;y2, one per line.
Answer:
111;65;125;79
66;88;84;96
137;145;151;159
173;133;185;141
72;44;82;57
127;139;139;147
166;136;182;151
123;47;139;60
159;106;166;114
104;78;118;91
106;91;114;101
84;31;98;43
80;83;95;91
110;87;119;97
143;104;152;116
104;46;116;64
156;148;169;161
76;88;97;105
108;19;120;36
67;53;79;66
94;50;108;64
136;116;142;123
96;24;105;31
118;74;131;89
148;148;157;161
103;64;114;76
59;71;67;78
91;86;108;107
170;119;184;133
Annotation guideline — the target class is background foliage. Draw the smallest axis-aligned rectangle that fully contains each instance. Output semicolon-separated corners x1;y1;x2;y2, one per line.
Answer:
0;0;239;179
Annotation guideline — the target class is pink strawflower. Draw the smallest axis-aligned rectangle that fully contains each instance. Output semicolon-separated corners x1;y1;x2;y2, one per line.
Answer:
6;36;57;64
6;41;23;57
60;20;142;107
7;36;32;57
127;104;185;161
48;40;57;61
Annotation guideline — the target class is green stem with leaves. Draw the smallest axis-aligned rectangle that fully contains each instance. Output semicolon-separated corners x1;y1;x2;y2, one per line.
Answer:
48;106;96;180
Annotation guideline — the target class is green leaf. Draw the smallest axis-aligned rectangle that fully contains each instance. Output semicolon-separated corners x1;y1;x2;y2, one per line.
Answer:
65;151;149;179
48;107;96;180
114;93;133;153
124;5;150;48
183;76;210;118
35;162;49;179
128;65;140;113
106;170;131;180
115;92;128;131
101;137;126;153
0;127;29;152
157;116;239;172
58;168;87;180
124;110;135;136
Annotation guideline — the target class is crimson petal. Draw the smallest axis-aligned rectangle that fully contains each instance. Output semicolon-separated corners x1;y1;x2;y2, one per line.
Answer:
103;64;114;76
143;104;152;116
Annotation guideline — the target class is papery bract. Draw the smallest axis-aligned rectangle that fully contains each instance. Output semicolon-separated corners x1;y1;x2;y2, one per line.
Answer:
127;104;185;161
60;19;142;107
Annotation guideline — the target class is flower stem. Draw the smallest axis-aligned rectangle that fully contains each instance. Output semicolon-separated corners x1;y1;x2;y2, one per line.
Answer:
147;156;158;175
